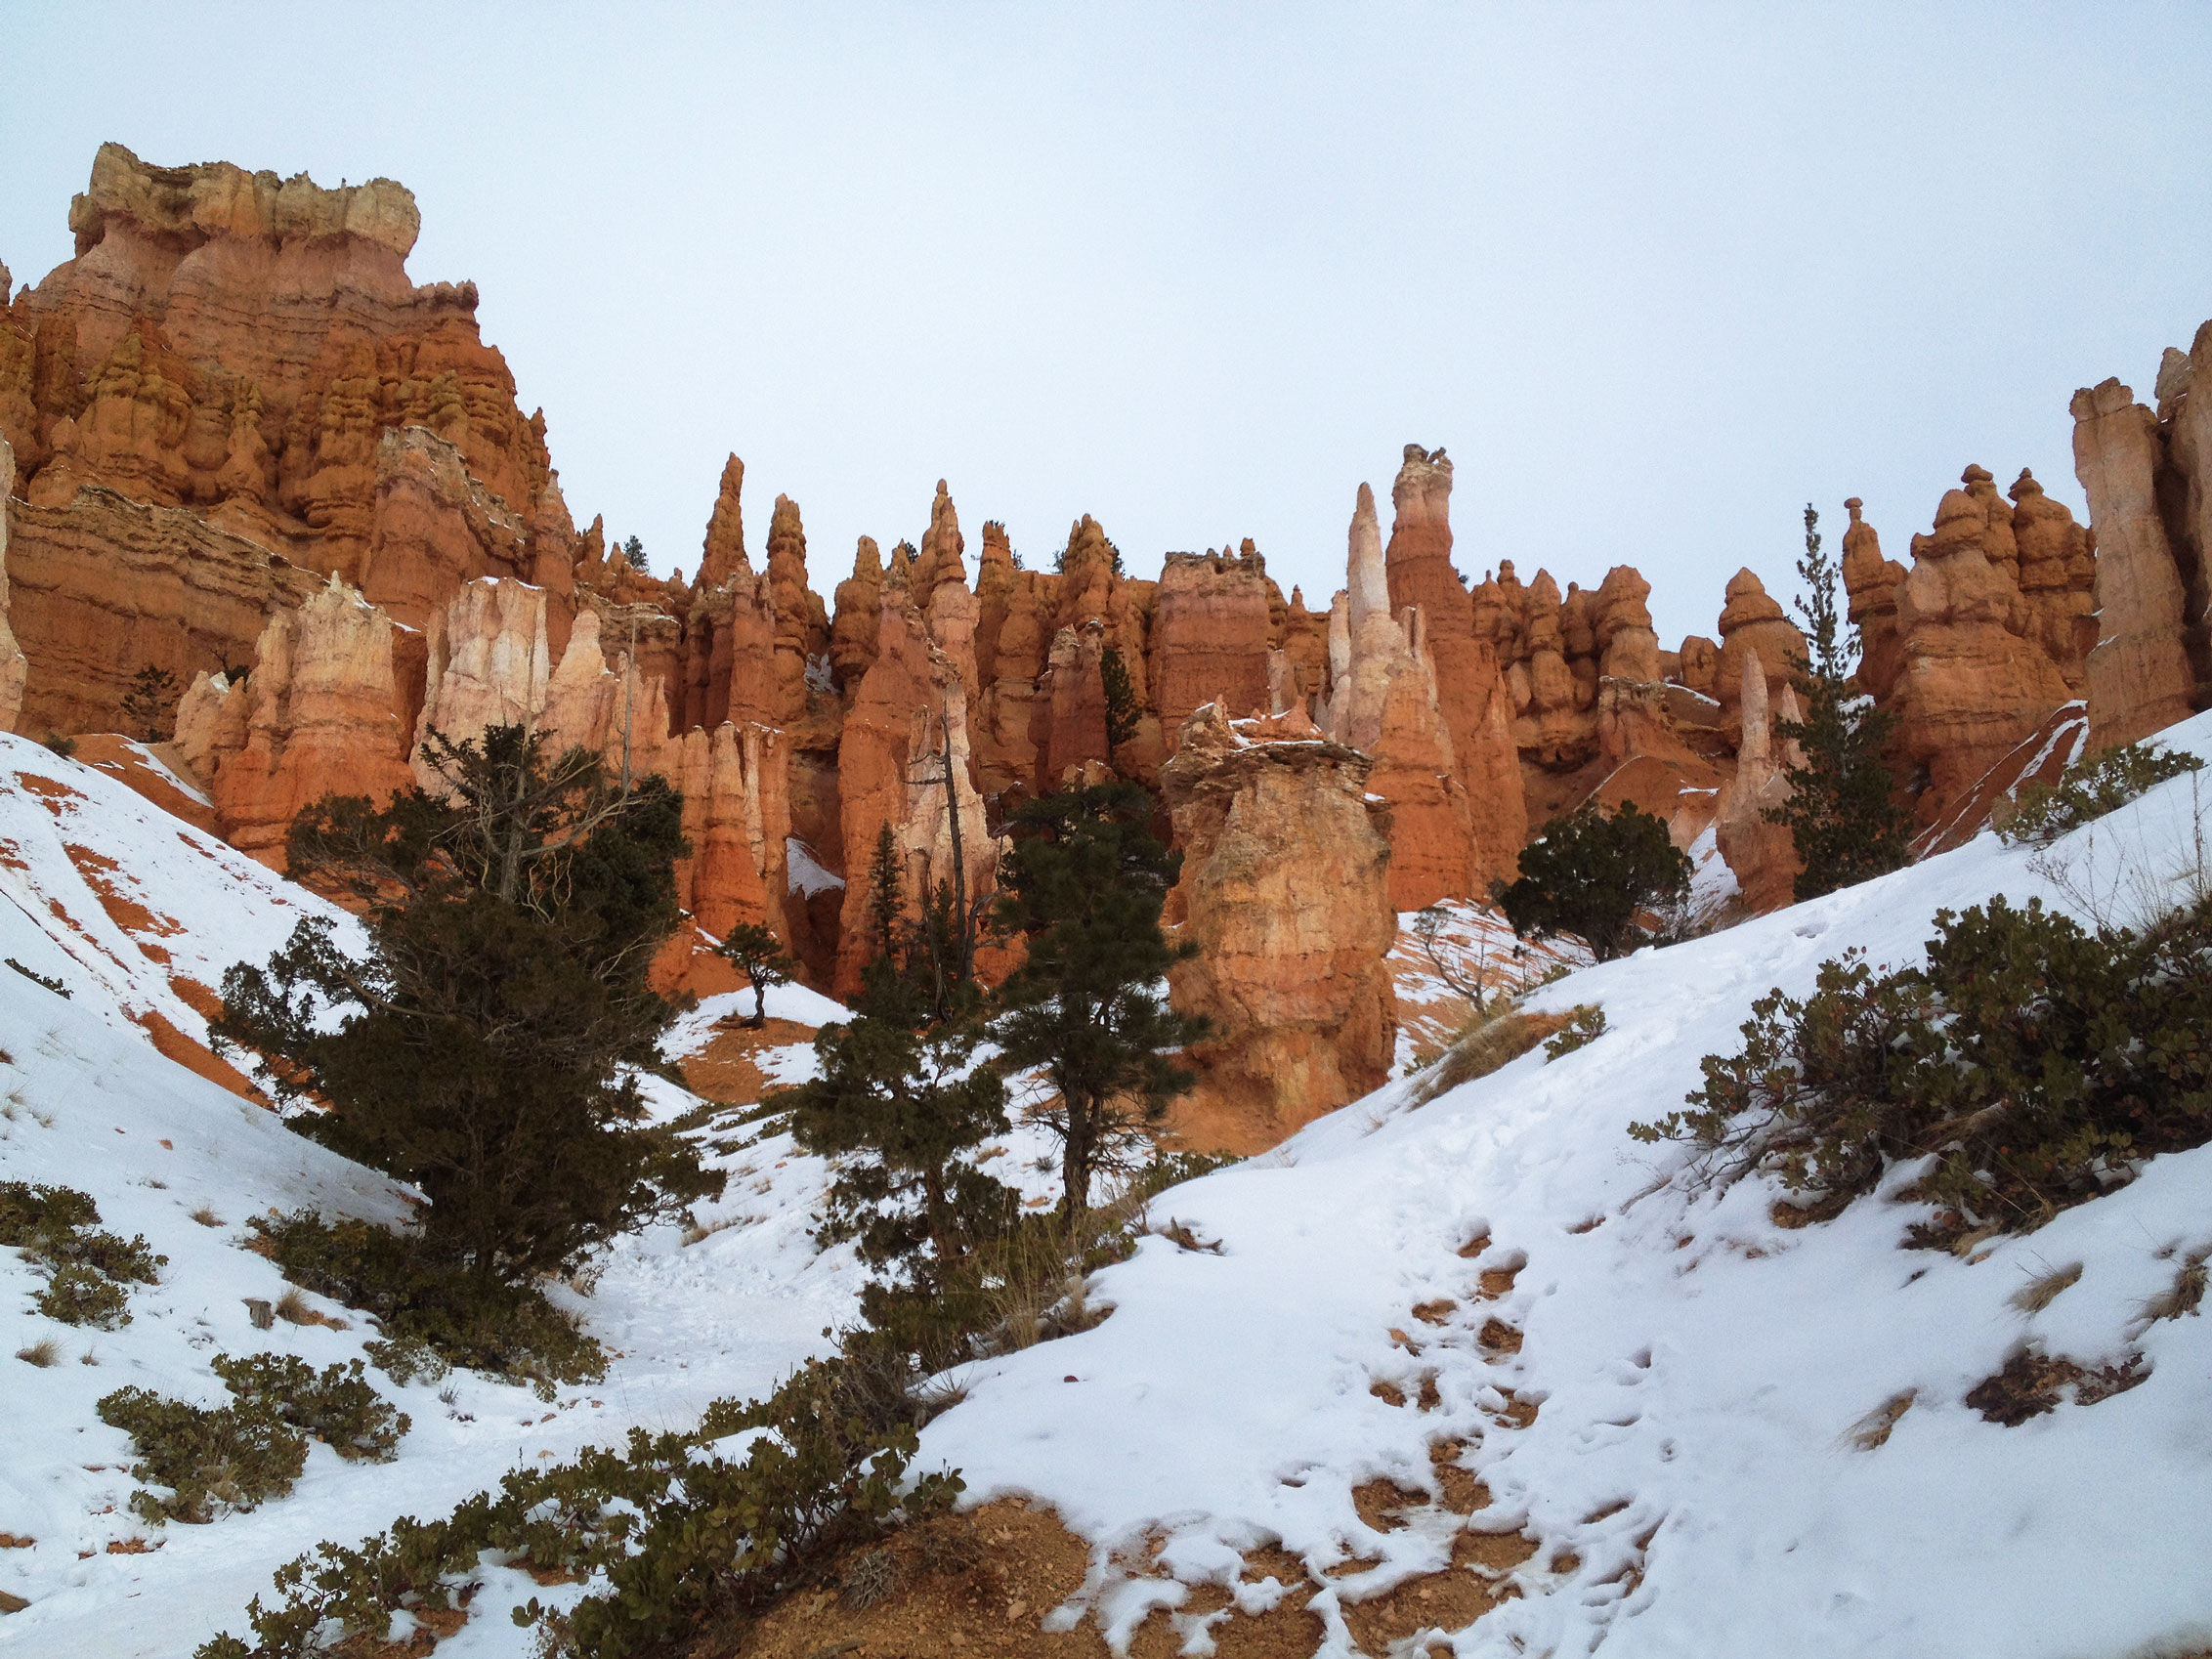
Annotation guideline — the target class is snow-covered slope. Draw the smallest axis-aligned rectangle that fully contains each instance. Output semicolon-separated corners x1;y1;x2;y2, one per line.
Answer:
7;715;2211;1658
923;715;2212;1658
0;733;867;1657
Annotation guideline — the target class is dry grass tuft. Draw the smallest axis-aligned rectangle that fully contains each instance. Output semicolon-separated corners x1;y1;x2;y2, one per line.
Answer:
1845;1389;1916;1451
272;1287;346;1330
2010;1261;2083;1314
680;1212;744;1247
1409;1008;1576;1107
189;1205;224;1228
2145;1251;2207;1323
15;1340;61;1367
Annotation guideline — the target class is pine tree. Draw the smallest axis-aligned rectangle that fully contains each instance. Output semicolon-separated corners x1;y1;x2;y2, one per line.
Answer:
1492;802;1691;960
121;663;179;743
1765;504;1913;901
213;724;719;1285
1100;648;1140;750
784;829;1011;1290
989;781;1205;1224
714;922;796;1028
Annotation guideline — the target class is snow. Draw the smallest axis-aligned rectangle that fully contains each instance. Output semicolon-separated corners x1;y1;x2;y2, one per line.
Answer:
785;836;845;897
6;715;2212;1657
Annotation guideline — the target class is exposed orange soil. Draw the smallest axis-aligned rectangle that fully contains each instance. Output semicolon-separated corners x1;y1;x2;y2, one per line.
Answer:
131;1008;268;1105
680;1015;820;1107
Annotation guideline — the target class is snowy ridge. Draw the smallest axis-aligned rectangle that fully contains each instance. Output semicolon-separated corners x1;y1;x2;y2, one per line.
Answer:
921;713;2212;1658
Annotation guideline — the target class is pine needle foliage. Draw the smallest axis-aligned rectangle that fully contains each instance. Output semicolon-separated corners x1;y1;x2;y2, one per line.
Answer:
990;781;1205;1223
213;723;720;1287
1492;802;1690;960
1633;894;2212;1241
1766;504;1913;900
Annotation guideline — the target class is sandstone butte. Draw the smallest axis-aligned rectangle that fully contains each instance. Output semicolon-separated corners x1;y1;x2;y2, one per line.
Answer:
6;143;2212;1148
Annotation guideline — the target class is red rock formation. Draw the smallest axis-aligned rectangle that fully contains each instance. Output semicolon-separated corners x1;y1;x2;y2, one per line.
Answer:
2007;469;2098;689
1148;546;1274;747
0;437;26;731
0;145;581;619
1324;483;1477;911
1382;445;1527;887
831;564;994;993
1161;701;1397;1152
698;454;747;588
1892;471;2073;826
185;574;416;864
970;522;1043;797
6;482;321;737
2071;377;2199;748
1841;497;1906;703
1712;647;1804;913
830;535;884;692
1715;569;1807;738
762;493;829;723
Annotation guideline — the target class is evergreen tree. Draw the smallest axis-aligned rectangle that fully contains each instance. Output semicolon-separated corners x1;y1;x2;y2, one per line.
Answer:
989;781;1205;1223
1765;504;1913;901
1100;647;1140;750
121;663;179;743
213;725;719;1285
1492;802;1691;960
784;828;1012;1294
714;922;796;1028
784;959;1012;1283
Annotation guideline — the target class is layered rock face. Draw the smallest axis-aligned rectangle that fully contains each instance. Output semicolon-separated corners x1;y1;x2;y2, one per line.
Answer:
1161;702;1397;1152
0;438;26;731
1;145;589;735
1;146;577;601
2071;373;2202;748
175;574;415;862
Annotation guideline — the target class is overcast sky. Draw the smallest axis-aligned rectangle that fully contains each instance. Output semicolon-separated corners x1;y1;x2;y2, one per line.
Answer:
5;3;2209;646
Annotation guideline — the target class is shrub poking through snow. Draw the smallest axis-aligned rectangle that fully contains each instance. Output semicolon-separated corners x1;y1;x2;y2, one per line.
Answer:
1408;1008;1575;1107
251;1212;604;1399
100;1353;408;1523
1633;894;2212;1242
1998;740;2203;846
98;1386;309;1524
0;1180;164;1328
1543;1004;1607;1061
210;1354;409;1463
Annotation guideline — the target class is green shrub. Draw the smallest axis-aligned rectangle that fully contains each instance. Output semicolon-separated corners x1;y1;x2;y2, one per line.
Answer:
1633;894;2212;1241
1543;1004;1607;1060
1;1181;163;1328
100;1352;409;1524
195;1357;959;1659
252;1212;603;1399
1493;803;1691;960
98;1386;309;1525
1999;740;2203;845
211;1354;409;1463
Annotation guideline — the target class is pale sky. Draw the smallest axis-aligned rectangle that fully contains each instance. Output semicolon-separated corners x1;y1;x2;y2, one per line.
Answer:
5;3;2209;648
